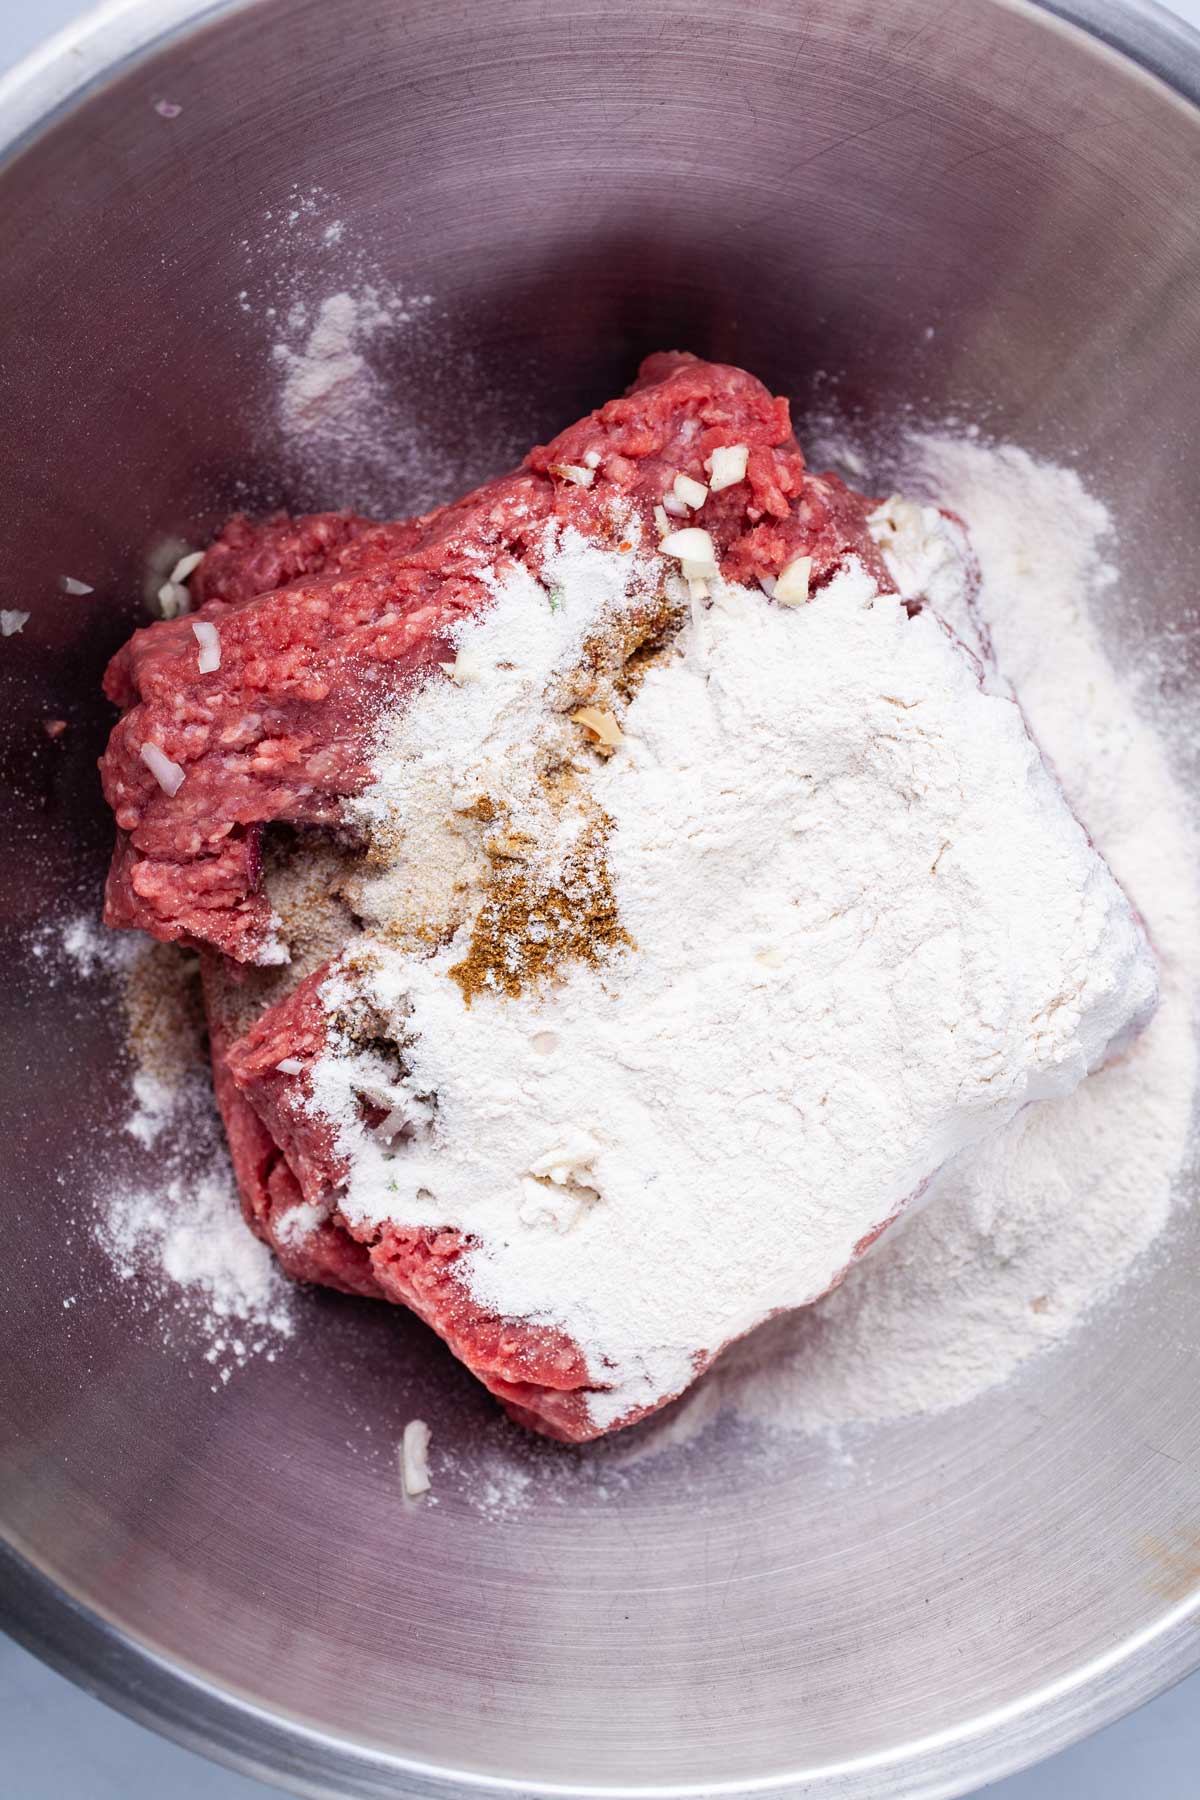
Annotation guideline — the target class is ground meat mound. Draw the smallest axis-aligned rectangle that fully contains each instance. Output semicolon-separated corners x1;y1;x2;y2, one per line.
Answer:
100;354;886;963
99;353;888;1440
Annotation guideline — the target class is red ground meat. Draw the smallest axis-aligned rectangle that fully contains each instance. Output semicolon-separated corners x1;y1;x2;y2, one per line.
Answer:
100;353;887;964
205;968;382;1299
102;353;892;1441
208;961;609;1438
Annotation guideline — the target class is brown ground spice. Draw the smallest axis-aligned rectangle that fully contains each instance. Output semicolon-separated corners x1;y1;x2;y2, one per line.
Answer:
446;595;685;1003
449;811;631;1003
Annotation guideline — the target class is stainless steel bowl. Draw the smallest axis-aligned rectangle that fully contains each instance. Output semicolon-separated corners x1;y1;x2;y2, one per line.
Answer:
3;1;1200;1795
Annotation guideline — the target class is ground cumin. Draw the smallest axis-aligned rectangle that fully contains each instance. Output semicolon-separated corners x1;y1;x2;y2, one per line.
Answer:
341;587;686;1009
566;593;685;714
449;810;631;1003
444;598;686;1003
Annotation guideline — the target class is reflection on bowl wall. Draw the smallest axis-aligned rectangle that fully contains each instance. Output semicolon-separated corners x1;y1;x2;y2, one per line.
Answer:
1;2;1199;1797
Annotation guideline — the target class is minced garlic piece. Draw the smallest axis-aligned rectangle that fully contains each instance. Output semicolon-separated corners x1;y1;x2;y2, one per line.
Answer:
400;1419;432;1496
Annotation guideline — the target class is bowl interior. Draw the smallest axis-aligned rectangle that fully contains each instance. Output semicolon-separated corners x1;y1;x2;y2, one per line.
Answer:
2;2;1200;1796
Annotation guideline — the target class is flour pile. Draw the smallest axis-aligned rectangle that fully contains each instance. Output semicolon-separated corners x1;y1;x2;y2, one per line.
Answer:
273;287;433;442
686;436;1200;1436
98;1163;295;1379
301;457;1161;1433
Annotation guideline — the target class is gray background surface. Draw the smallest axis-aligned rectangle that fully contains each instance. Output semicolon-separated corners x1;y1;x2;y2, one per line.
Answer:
3;1;1199;1794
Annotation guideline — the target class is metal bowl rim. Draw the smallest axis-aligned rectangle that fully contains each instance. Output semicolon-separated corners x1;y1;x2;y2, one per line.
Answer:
3;1;1200;1795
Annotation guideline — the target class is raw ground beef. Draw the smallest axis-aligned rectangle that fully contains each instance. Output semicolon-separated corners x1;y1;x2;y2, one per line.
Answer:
99;354;890;1441
100;353;887;964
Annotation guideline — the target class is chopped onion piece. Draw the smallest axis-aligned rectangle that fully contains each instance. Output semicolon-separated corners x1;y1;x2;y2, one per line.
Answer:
154;548;203;620
192;619;221;673
139;741;185;795
401;1419;432;1496
571;706;624;749
548;461;595;488
758;575;777;599
582;449;601;469
707;443;749;491
774;554;813;607
0;610;30;637
673;472;708;511
687;576;710;602
653;504;671;538
59;575;94;596
170;550;205;584
275;1058;304;1075
659;527;718;577
661;489;687;517
157;581;187;619
440;647;481;684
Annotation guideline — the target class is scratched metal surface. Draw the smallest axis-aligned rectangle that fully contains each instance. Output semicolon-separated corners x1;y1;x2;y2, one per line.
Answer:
1;2;1200;1797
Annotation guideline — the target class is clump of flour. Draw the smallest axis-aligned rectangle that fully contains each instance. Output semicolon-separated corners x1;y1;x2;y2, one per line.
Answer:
98;1161;294;1379
696;435;1199;1437
235;185;534;527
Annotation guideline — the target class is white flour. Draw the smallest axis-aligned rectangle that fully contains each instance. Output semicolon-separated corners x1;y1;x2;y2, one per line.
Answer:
98;1157;295;1380
241;188;525;524
691;436;1200;1434
38;917;295;1382
265;278;462;516
306;495;1156;1432
273;287;431;441
126;1069;177;1147
44;912;141;979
